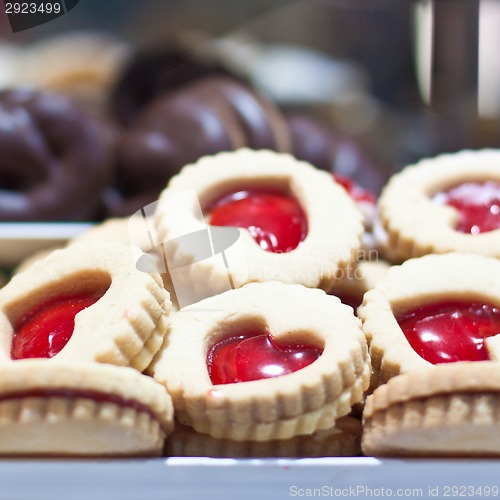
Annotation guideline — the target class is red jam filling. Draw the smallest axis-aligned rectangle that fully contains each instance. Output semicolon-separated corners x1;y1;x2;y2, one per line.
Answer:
397;301;500;364
333;174;376;206
434;181;500;234
207;331;323;385
209;189;308;253
11;294;101;360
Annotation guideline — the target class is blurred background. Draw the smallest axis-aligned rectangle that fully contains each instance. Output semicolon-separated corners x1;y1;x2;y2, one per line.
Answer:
1;0;500;192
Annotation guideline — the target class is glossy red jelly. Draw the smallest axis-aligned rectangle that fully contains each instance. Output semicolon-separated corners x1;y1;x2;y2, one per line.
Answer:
11;295;101;359
397;301;500;364
207;331;323;384
209;189;308;253
435;181;500;234
333;174;376;206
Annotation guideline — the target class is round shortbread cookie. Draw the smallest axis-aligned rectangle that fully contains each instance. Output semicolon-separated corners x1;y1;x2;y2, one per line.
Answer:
0;242;170;371
154;149;363;305
74;217;148;249
74;217;180;311
14;219;179;313
377;149;500;262
363;362;500;457
152;281;370;441
0;360;173;456
13;246;64;276
358;253;500;388
166;416;361;458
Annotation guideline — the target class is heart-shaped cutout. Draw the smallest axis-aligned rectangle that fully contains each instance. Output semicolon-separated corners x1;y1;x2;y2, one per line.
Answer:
207;331;322;384
209;189;308;253
397;301;500;364
12;293;106;359
433;181;500;234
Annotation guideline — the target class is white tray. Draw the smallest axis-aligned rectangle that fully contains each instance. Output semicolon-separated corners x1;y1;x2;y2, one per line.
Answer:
0;223;93;267
0;457;498;500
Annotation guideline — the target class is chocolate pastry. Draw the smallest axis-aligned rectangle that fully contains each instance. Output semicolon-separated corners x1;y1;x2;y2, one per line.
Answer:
0;89;113;221
106;76;290;217
111;48;234;127
287;115;390;194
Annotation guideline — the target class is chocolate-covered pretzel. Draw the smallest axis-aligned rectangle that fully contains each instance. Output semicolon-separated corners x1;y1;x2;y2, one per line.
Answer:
0;89;113;221
106;77;291;217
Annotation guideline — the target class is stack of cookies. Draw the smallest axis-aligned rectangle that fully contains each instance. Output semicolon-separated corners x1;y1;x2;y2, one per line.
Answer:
360;149;500;456
0;148;382;457
4;26;500;460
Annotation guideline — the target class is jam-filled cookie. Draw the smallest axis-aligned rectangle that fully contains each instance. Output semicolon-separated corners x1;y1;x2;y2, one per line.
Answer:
358;253;500;388
166;416;362;458
363;362;500;457
0;360;173;456
377;150;500;262
0;242;170;371
14;219;179;312
152;281;370;441
155;149;363;304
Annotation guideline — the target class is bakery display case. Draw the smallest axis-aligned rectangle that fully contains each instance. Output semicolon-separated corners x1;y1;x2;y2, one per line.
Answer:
1;0;500;498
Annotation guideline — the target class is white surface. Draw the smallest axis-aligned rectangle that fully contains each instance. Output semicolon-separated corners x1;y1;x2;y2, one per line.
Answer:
0;223;92;267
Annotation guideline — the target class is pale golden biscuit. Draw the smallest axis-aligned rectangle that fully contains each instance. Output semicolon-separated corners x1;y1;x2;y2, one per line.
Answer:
13;246;64;276
155;149;363;305
0;242;170;371
166;416;361;457
14;218;138;274
363;362;500;457
377;149;500;262
74;218;180;312
358;253;500;388
74;218;144;248
152;281;370;441
0;360;173;456
15;220;179;311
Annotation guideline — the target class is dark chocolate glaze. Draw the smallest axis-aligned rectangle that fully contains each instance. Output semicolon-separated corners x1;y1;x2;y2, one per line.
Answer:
111;48;235;127
0;89;114;221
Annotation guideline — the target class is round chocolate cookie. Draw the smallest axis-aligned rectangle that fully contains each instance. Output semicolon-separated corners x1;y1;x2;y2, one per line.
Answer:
0;89;114;221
